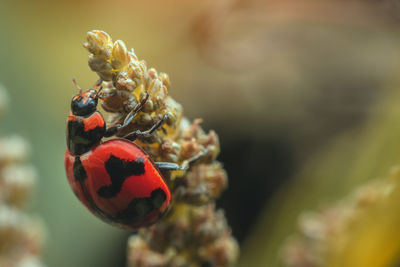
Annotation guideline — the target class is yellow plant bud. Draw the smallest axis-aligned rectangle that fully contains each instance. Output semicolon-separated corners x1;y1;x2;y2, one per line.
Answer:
148;79;167;106
147;68;158;80
128;63;145;86
112;40;129;69
159;72;171;90
94;30;112;45
129;48;138;61
84;31;112;59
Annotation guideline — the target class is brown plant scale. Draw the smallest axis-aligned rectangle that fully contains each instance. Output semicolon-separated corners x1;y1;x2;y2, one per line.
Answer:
0;85;45;267
83;30;239;267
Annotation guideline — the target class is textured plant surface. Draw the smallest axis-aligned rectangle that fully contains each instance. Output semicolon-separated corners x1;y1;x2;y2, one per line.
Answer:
281;166;400;267
0;85;45;267
83;30;239;267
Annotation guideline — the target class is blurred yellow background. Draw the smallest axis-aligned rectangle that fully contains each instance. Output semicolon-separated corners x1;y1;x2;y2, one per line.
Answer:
1;0;400;266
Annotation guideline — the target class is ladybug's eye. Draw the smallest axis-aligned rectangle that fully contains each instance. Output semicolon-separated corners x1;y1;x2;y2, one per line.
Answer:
71;94;98;116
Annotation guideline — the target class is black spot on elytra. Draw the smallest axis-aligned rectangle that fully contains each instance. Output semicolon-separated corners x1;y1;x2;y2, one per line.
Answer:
67;118;105;155
97;154;145;199
73;156;87;182
116;188;167;224
71;156;122;225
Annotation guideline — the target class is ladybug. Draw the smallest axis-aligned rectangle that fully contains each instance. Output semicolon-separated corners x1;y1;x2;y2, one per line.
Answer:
64;79;200;230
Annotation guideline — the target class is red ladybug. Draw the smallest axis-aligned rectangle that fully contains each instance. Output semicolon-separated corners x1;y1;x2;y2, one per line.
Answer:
65;80;194;230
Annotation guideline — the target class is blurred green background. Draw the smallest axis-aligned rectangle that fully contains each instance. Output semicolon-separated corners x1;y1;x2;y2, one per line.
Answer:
2;0;400;266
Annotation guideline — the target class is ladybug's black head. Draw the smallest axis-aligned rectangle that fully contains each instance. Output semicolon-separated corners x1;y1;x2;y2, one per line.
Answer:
71;90;98;116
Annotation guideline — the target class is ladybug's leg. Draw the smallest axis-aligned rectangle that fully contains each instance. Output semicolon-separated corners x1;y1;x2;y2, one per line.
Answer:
92;78;103;90
104;93;150;137
98;91;116;99
155;149;208;171
123;114;168;141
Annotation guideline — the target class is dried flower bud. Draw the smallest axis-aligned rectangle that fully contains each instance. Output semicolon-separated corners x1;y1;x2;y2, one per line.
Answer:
163;98;182;128
88;55;113;73
84;30;112;58
199;130;220;161
116;72;137;92
174;163;227;205
182;119;204;140
148;79;167;109
202;163;227;199
128;61;146;85
197;232;239;266
160;139;181;163
127;236;169;267
191;205;227;244
167;216;191;250
180;139;201;160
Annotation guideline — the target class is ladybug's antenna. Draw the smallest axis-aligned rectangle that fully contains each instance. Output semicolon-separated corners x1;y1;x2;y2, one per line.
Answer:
72;78;83;94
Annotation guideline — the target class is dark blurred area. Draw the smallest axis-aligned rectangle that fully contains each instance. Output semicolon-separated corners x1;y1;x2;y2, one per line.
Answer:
217;135;295;242
1;0;400;266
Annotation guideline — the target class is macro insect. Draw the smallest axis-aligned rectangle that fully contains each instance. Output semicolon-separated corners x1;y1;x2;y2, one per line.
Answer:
64;79;204;230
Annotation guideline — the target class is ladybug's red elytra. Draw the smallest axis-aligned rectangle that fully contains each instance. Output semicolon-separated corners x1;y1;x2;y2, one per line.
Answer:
65;79;203;230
